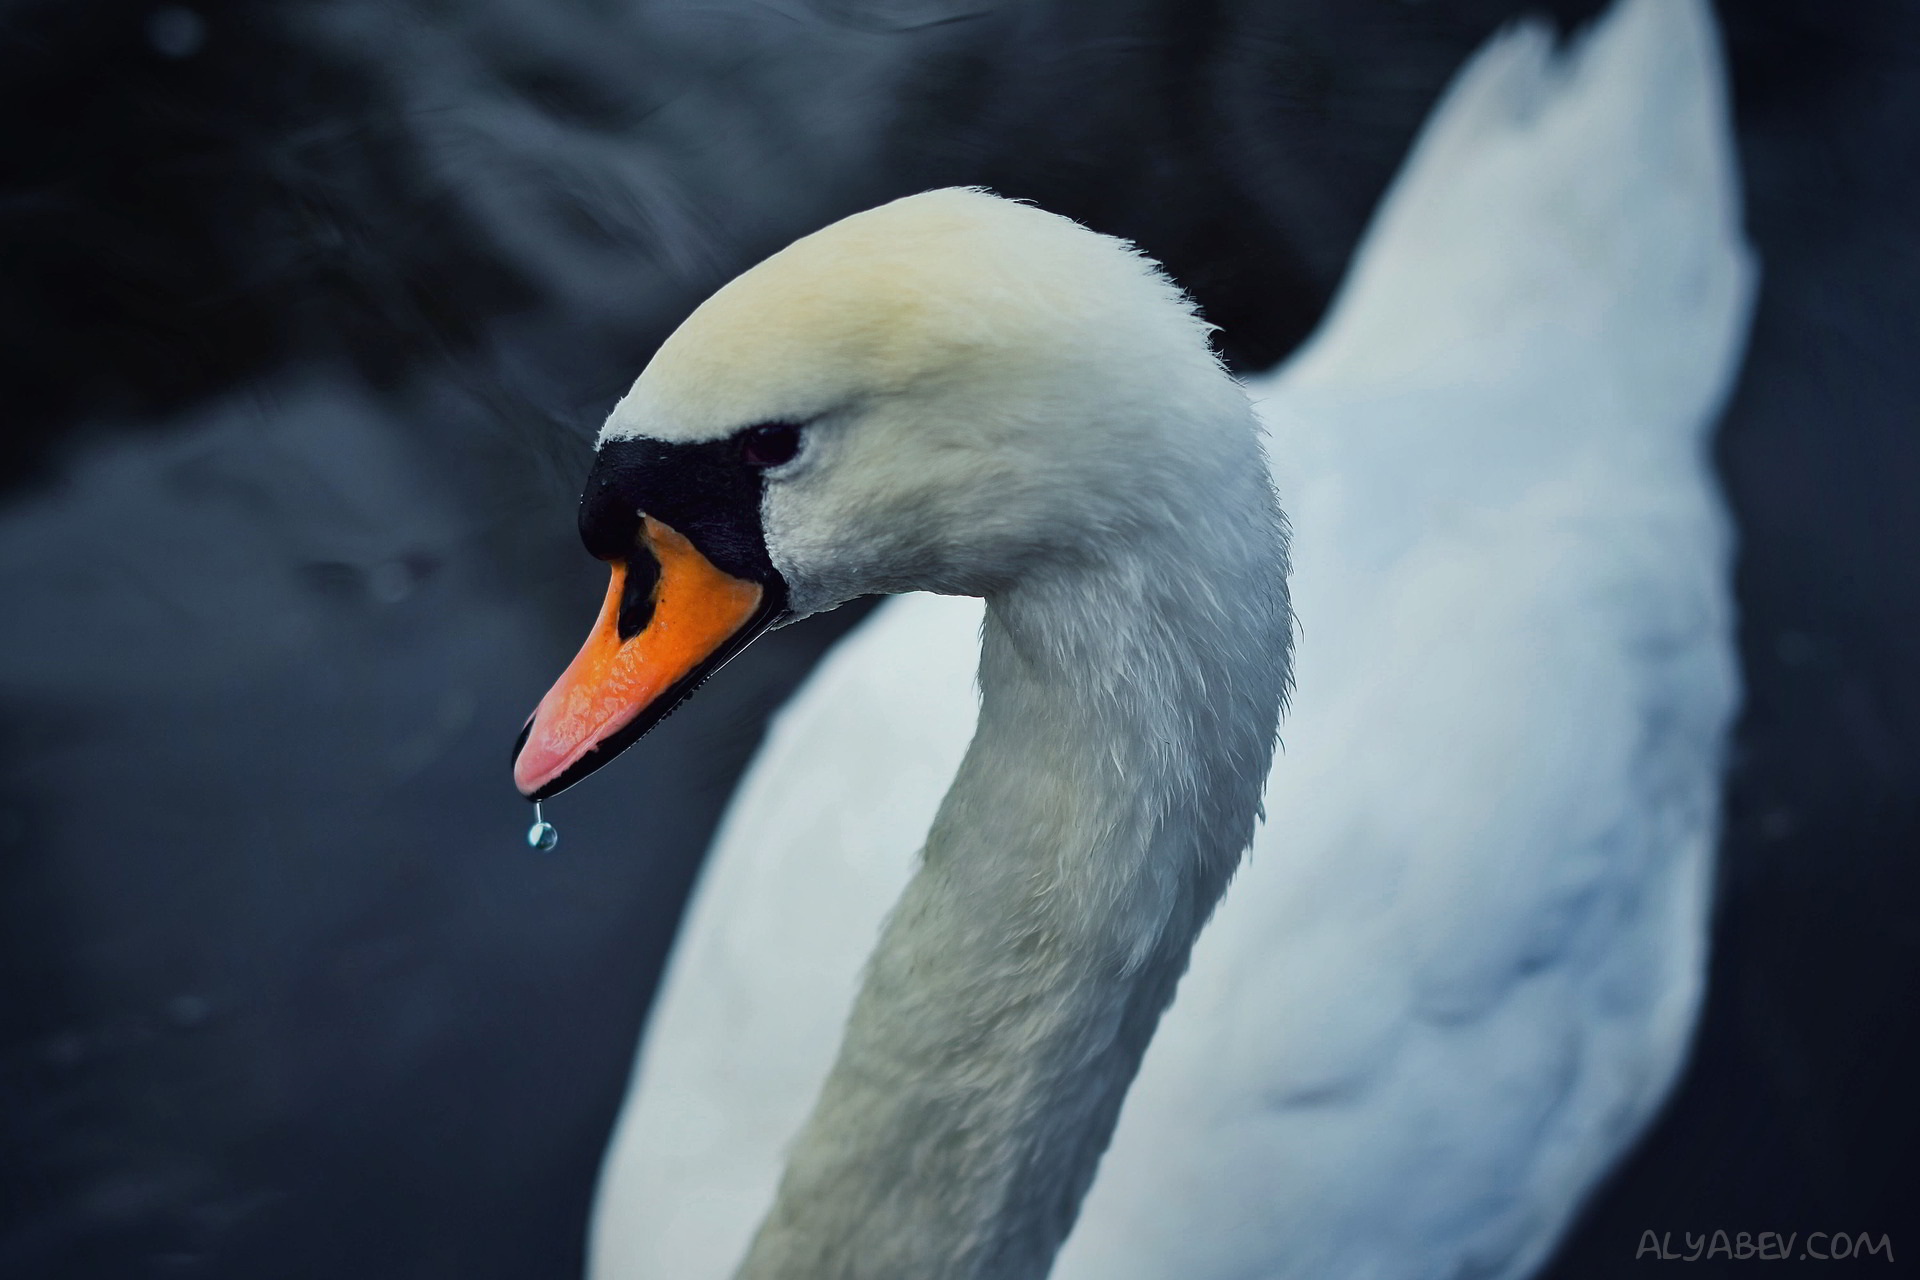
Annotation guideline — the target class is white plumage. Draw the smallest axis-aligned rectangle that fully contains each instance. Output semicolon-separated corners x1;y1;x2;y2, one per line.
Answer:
589;0;1754;1275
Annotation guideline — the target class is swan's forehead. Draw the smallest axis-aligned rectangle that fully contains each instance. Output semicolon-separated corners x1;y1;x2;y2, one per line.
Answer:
601;190;1093;445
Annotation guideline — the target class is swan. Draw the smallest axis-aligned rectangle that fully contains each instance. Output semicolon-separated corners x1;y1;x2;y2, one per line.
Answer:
516;164;1291;1274
537;1;1755;1275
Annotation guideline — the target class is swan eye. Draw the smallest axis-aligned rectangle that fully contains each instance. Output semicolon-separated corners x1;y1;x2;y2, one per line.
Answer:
740;422;802;468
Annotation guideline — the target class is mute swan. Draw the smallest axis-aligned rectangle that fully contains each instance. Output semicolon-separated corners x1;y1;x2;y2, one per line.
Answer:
517;163;1291;1273
540;0;1754;1276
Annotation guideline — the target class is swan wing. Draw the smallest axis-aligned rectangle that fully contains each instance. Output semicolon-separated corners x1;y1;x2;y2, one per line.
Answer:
1061;0;1751;1276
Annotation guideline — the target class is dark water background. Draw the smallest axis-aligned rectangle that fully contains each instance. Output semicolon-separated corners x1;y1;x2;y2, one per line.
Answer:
1;1;1913;1276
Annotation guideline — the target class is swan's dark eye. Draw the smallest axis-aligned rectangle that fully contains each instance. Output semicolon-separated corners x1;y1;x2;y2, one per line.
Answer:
740;422;802;468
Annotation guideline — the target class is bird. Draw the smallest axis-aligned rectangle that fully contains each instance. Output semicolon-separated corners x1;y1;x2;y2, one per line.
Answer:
534;0;1755;1276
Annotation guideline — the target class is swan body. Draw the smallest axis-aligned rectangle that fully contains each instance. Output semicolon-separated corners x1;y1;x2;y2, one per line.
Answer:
586;0;1754;1276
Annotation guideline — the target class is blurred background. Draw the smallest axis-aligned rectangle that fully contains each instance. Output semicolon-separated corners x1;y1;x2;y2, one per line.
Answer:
0;0;1913;1276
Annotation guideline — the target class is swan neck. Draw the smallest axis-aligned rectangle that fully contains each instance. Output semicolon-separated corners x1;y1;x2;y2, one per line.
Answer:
739;458;1289;1280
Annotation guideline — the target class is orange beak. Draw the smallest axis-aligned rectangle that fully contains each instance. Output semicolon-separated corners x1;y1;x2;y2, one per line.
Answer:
513;515;778;800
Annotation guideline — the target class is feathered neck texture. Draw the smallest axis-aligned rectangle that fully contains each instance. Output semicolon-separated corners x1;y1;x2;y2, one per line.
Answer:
734;406;1291;1280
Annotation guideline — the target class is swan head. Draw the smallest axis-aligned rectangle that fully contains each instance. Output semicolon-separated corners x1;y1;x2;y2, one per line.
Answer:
513;187;1255;800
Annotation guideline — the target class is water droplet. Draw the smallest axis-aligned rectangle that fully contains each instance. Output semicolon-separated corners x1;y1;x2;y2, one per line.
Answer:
526;801;559;852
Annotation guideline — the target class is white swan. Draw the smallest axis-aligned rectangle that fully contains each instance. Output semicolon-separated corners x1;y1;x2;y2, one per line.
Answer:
560;1;1755;1276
